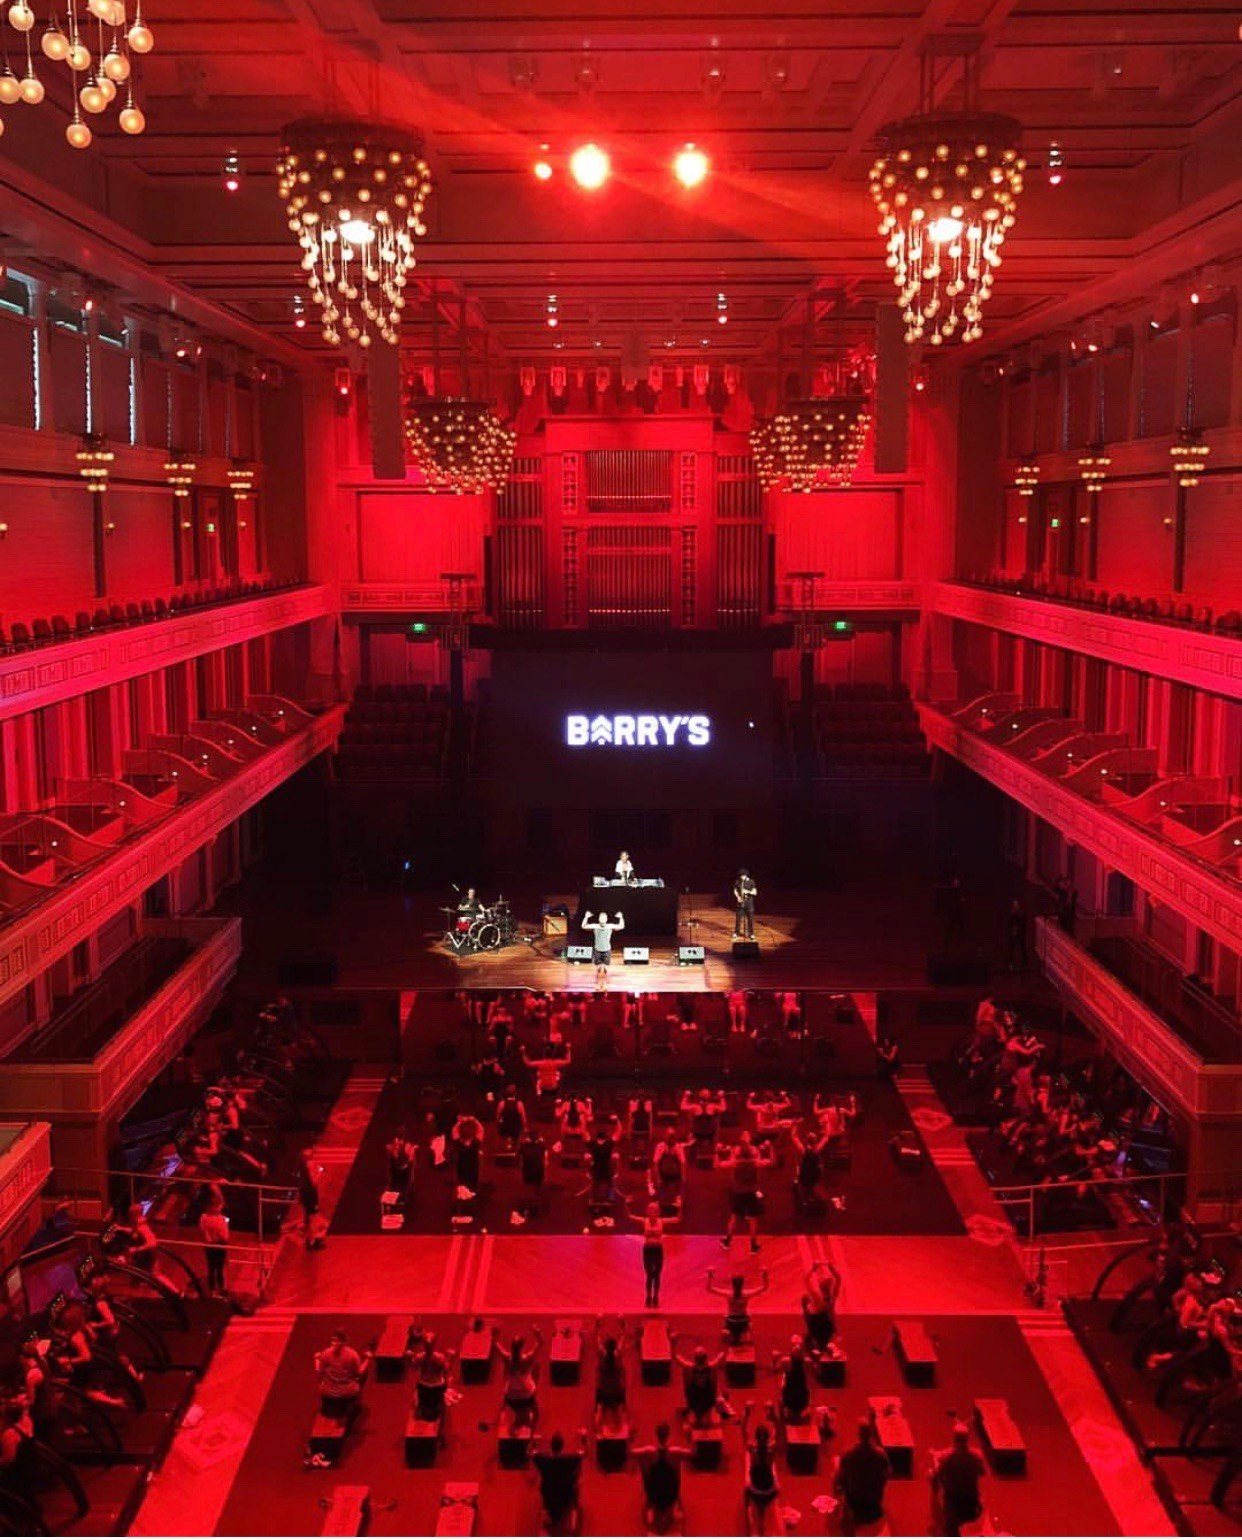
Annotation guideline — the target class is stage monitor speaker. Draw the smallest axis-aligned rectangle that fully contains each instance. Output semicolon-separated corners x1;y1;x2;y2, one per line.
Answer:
731;940;760;960
622;946;650;965
677;945;706;966
565;945;593;964
872;303;909;476
926;954;989;987
367;339;406;480
277;956;337;987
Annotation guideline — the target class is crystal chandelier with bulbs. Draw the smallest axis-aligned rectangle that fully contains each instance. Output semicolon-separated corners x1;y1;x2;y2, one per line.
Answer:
869;45;1023;347
751;397;872;493
0;0;151;147
1170;428;1209;489
403;396;516;495
277;120;433;350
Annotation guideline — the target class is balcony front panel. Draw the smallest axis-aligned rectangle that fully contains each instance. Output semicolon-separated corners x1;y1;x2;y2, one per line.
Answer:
933;582;1242;701
775;579;922;614
0;585;334;723
0;919;241;1120
0;1121;52;1253
919;704;1242;953
0;706;345;1010
1036;919;1242;1120
340;582;485;616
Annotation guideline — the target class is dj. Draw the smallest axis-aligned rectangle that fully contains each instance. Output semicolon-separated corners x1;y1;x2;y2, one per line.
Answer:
614;851;636;885
733;869;758;941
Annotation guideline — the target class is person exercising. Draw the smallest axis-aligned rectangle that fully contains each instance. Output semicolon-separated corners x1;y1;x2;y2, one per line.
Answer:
582;909;625;990
733;870;758;941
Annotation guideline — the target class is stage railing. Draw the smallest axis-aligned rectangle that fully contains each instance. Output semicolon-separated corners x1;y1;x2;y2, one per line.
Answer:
50;1164;300;1298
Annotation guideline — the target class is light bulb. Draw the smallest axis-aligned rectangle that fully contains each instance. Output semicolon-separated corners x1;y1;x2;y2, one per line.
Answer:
68;41;90;70
102;49;129;81
126;20;152;51
7;2;35;32
672;143;709;188
66;118;92;149
569;142;610;190
19;73;44;104
80;81;107;112
118;103;144;133
340;217;373;244
41;24;70;59
0;70;20;105
87;0;112;17
99;75;116;102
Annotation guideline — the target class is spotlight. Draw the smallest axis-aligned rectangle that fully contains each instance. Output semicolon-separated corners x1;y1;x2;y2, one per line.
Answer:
1047;142;1064;187
1189;287;1201;306
222;150;241;194
533;145;553;181
673;143;709;188
569;143;609;189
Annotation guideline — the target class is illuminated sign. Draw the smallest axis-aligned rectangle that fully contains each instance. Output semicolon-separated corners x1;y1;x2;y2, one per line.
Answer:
566;713;711;748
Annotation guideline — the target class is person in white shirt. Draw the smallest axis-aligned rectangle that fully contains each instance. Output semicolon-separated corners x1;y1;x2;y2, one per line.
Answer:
614;851;635;884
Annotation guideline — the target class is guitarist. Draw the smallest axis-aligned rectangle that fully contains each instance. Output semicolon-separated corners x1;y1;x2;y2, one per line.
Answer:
733;868;758;941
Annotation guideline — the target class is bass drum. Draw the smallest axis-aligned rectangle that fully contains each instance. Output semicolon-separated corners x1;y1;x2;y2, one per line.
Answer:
473;921;502;952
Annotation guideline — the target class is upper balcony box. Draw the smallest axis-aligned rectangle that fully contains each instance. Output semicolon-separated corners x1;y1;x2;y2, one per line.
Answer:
934;582;1242;702
0;585;333;725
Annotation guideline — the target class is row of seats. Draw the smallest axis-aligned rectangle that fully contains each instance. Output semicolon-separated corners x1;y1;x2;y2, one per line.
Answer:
335;745;446;781
350;701;450;726
0;578;302;655
354;683;451;705
962;573;1242;636
813;682;912;702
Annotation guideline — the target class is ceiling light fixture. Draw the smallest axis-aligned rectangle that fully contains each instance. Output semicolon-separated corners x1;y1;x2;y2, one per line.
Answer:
569;142;609;190
716;291;728;324
277;120;432;350
869;42;1024;347
76;433;113;493
1047;141;1064;186
673;143;709;188
222;149;241;193
533;144;553;181
1014;461;1039;498
1170;427;1209;488
2;0;151;147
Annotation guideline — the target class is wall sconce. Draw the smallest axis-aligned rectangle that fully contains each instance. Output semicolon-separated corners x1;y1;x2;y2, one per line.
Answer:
238;519;248;529
0;522;8;538
105;521;117;534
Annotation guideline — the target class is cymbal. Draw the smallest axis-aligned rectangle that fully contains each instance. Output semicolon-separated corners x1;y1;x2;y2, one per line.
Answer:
439;906;460;914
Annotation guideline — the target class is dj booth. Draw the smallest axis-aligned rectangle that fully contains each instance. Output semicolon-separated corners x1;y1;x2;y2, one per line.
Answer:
573;878;679;938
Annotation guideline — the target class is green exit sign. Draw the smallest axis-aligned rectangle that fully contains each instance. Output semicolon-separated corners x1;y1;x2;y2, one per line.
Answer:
409;622;429;636
830;619;853;637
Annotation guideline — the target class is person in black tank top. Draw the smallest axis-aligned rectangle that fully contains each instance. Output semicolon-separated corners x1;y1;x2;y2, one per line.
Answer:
673;1339;728;1429
740;1410;780;1532
635;1422;690;1534
588;1129;619;1207
772;1336;813;1426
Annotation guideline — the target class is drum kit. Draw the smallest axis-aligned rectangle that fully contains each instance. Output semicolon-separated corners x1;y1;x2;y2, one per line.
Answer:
441;897;521;955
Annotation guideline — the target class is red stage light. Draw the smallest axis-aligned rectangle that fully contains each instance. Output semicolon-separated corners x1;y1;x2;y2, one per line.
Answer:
673;143;709;188
569;143;609;190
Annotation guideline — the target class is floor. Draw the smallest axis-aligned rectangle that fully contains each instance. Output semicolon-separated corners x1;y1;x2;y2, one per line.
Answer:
130;1004;1177;1538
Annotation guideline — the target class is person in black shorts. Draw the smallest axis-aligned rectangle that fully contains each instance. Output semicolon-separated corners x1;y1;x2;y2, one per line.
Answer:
582;909;625;990
801;1260;842;1361
518;1130;547;1220
707;1267;770;1345
592;1321;628;1435
634;1421;690;1535
650;1134;688;1213
624;1198;680;1308
739;1405;781;1536
496;1086;528;1154
932;1423;987;1536
719;1132;774;1253
531;1427;588;1534
587;1125;621;1208
672;1339;730;1430
770;1336;813;1430
835;1417;891;1534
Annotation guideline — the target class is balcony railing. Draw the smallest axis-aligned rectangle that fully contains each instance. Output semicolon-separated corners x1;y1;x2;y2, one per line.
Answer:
0;702;345;1011
918;699;1242;955
0;1121;52;1256
0;918;241;1120
774;579;921;614
0;583;333;723
934;581;1242;701
1035;918;1242;1121
340;581;484;616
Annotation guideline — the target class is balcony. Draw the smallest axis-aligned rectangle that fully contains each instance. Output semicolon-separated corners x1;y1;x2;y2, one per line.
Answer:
0;699;345;1010
1035;918;1242;1122
340;580;484;617
918;698;1242;954
0;917;241;1121
934;580;1242;701
774;578;921;615
0;1121;52;1264
0;583;333;723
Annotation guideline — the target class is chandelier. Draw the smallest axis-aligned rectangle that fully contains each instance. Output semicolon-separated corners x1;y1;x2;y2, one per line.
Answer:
164;456;195;498
404;396;515;495
0;0;151;147
1014;461;1039;498
751;397;872;493
1078;449;1110;493
277;120;433;350
76;434;113;492
1170;428;1209;489
870;46;1023;348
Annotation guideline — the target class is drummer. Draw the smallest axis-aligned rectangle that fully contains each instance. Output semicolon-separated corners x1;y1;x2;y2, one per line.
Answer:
457;887;484;924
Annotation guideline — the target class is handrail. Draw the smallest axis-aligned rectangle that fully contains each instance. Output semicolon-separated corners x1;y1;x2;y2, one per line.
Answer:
994;1166;1242;1248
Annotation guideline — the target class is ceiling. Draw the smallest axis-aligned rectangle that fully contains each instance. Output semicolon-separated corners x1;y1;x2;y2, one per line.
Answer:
2;0;1241;368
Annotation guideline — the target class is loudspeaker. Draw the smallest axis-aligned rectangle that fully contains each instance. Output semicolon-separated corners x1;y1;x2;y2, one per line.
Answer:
565;945;593;964
622;946;650;965
367;340;406;480
731;940;760;959
926;954;989;987
872;303;909;476
277;956;337;987
677;945;706;966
